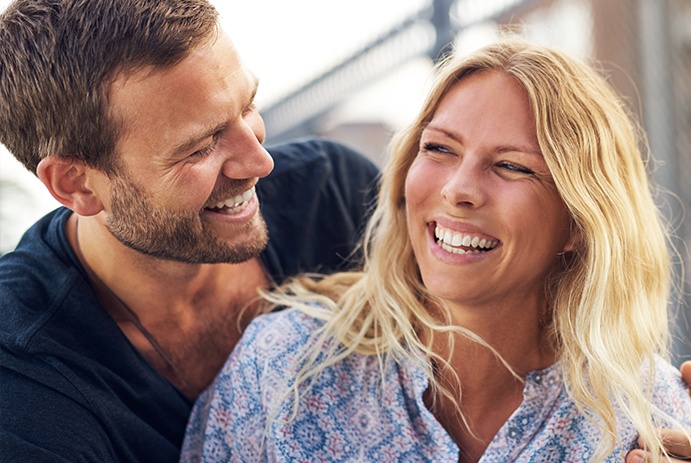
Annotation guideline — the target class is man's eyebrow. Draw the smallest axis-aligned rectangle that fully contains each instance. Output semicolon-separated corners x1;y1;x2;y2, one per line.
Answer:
171;77;260;157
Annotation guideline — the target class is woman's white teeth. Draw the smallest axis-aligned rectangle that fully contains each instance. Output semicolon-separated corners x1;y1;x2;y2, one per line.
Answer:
435;225;498;255
213;187;255;213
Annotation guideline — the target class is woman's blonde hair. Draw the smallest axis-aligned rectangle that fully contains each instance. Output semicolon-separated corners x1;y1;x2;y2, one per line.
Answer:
263;39;680;461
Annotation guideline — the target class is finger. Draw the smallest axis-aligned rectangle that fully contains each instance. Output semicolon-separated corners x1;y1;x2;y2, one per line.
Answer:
626;448;646;463
627;448;691;463
660;428;691;459
681;361;691;394
633;429;691;462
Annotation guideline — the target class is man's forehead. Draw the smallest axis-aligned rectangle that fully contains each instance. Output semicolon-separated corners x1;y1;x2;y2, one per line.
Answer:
107;32;245;119
106;31;255;160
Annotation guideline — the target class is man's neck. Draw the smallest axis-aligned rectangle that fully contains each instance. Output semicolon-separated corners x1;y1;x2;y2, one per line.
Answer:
67;213;269;398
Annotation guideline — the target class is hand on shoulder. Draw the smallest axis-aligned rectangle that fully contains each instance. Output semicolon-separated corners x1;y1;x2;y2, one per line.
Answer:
682;361;691;396
625;361;691;462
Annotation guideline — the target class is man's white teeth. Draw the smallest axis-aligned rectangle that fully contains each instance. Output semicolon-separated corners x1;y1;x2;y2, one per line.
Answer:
212;187;255;213
434;225;498;255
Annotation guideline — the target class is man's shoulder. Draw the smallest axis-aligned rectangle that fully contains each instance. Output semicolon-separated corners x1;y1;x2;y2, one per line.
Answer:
260;138;380;201
259;138;379;218
1;207;73;276
257;139;380;282
0;208;82;348
265;138;379;178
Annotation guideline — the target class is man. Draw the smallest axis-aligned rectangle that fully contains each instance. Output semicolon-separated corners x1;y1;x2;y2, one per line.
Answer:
0;0;378;461
0;1;688;462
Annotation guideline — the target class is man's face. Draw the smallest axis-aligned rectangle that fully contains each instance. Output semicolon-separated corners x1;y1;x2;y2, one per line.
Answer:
102;31;274;263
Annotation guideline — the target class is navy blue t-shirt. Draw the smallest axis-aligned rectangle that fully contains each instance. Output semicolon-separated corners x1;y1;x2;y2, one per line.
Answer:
0;140;379;462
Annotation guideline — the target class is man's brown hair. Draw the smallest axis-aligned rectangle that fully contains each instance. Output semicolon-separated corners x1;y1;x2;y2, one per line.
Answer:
0;0;218;174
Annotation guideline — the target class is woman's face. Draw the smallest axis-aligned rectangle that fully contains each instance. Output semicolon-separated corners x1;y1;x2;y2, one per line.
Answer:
404;71;573;311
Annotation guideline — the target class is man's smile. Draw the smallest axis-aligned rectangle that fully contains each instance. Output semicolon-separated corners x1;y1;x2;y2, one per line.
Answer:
206;186;256;215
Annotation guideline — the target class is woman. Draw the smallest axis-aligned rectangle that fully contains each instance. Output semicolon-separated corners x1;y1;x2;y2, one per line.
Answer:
181;40;691;462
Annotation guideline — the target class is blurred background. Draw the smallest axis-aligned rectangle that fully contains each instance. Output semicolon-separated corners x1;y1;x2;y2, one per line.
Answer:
1;0;690;364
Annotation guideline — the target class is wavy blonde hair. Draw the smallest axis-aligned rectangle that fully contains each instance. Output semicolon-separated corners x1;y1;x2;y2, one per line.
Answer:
262;39;681;461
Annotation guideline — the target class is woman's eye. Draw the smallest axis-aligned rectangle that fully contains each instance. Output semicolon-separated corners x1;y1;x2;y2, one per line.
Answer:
497;161;534;175
422;142;452;154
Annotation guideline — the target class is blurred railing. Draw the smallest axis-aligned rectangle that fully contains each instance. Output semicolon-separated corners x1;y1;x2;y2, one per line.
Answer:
262;0;543;143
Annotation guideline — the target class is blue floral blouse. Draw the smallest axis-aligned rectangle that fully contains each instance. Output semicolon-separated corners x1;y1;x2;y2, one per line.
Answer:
181;309;691;462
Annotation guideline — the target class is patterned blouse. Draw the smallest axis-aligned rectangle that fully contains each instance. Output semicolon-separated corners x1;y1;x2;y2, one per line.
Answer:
181;309;691;462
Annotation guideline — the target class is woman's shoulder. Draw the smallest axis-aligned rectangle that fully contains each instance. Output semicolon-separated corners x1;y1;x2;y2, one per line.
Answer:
649;355;691;426
226;307;330;382
239;307;325;354
649;355;688;392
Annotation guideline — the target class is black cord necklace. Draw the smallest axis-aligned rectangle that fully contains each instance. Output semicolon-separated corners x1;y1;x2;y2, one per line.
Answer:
73;218;199;397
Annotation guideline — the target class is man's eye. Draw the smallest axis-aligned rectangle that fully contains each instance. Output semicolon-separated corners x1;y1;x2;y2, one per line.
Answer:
190;133;222;158
190;145;214;158
243;102;257;115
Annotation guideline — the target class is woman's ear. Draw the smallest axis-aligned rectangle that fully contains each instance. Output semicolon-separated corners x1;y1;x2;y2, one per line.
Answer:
563;223;581;254
36;156;105;216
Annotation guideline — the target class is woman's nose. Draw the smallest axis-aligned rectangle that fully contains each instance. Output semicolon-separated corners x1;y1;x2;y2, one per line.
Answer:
440;159;487;208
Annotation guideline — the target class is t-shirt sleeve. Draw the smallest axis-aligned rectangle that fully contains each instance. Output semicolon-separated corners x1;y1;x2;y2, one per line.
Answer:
0;356;118;463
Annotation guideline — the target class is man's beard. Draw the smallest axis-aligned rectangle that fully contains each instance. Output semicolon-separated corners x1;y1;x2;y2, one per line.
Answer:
105;175;268;264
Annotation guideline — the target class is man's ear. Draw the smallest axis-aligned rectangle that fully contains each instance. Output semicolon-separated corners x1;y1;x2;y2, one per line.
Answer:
36;156;105;216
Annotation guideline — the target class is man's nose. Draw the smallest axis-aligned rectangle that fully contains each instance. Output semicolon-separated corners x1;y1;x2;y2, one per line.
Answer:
220;117;274;180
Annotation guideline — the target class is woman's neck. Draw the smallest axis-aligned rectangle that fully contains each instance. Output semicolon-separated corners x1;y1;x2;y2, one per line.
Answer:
421;300;557;463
